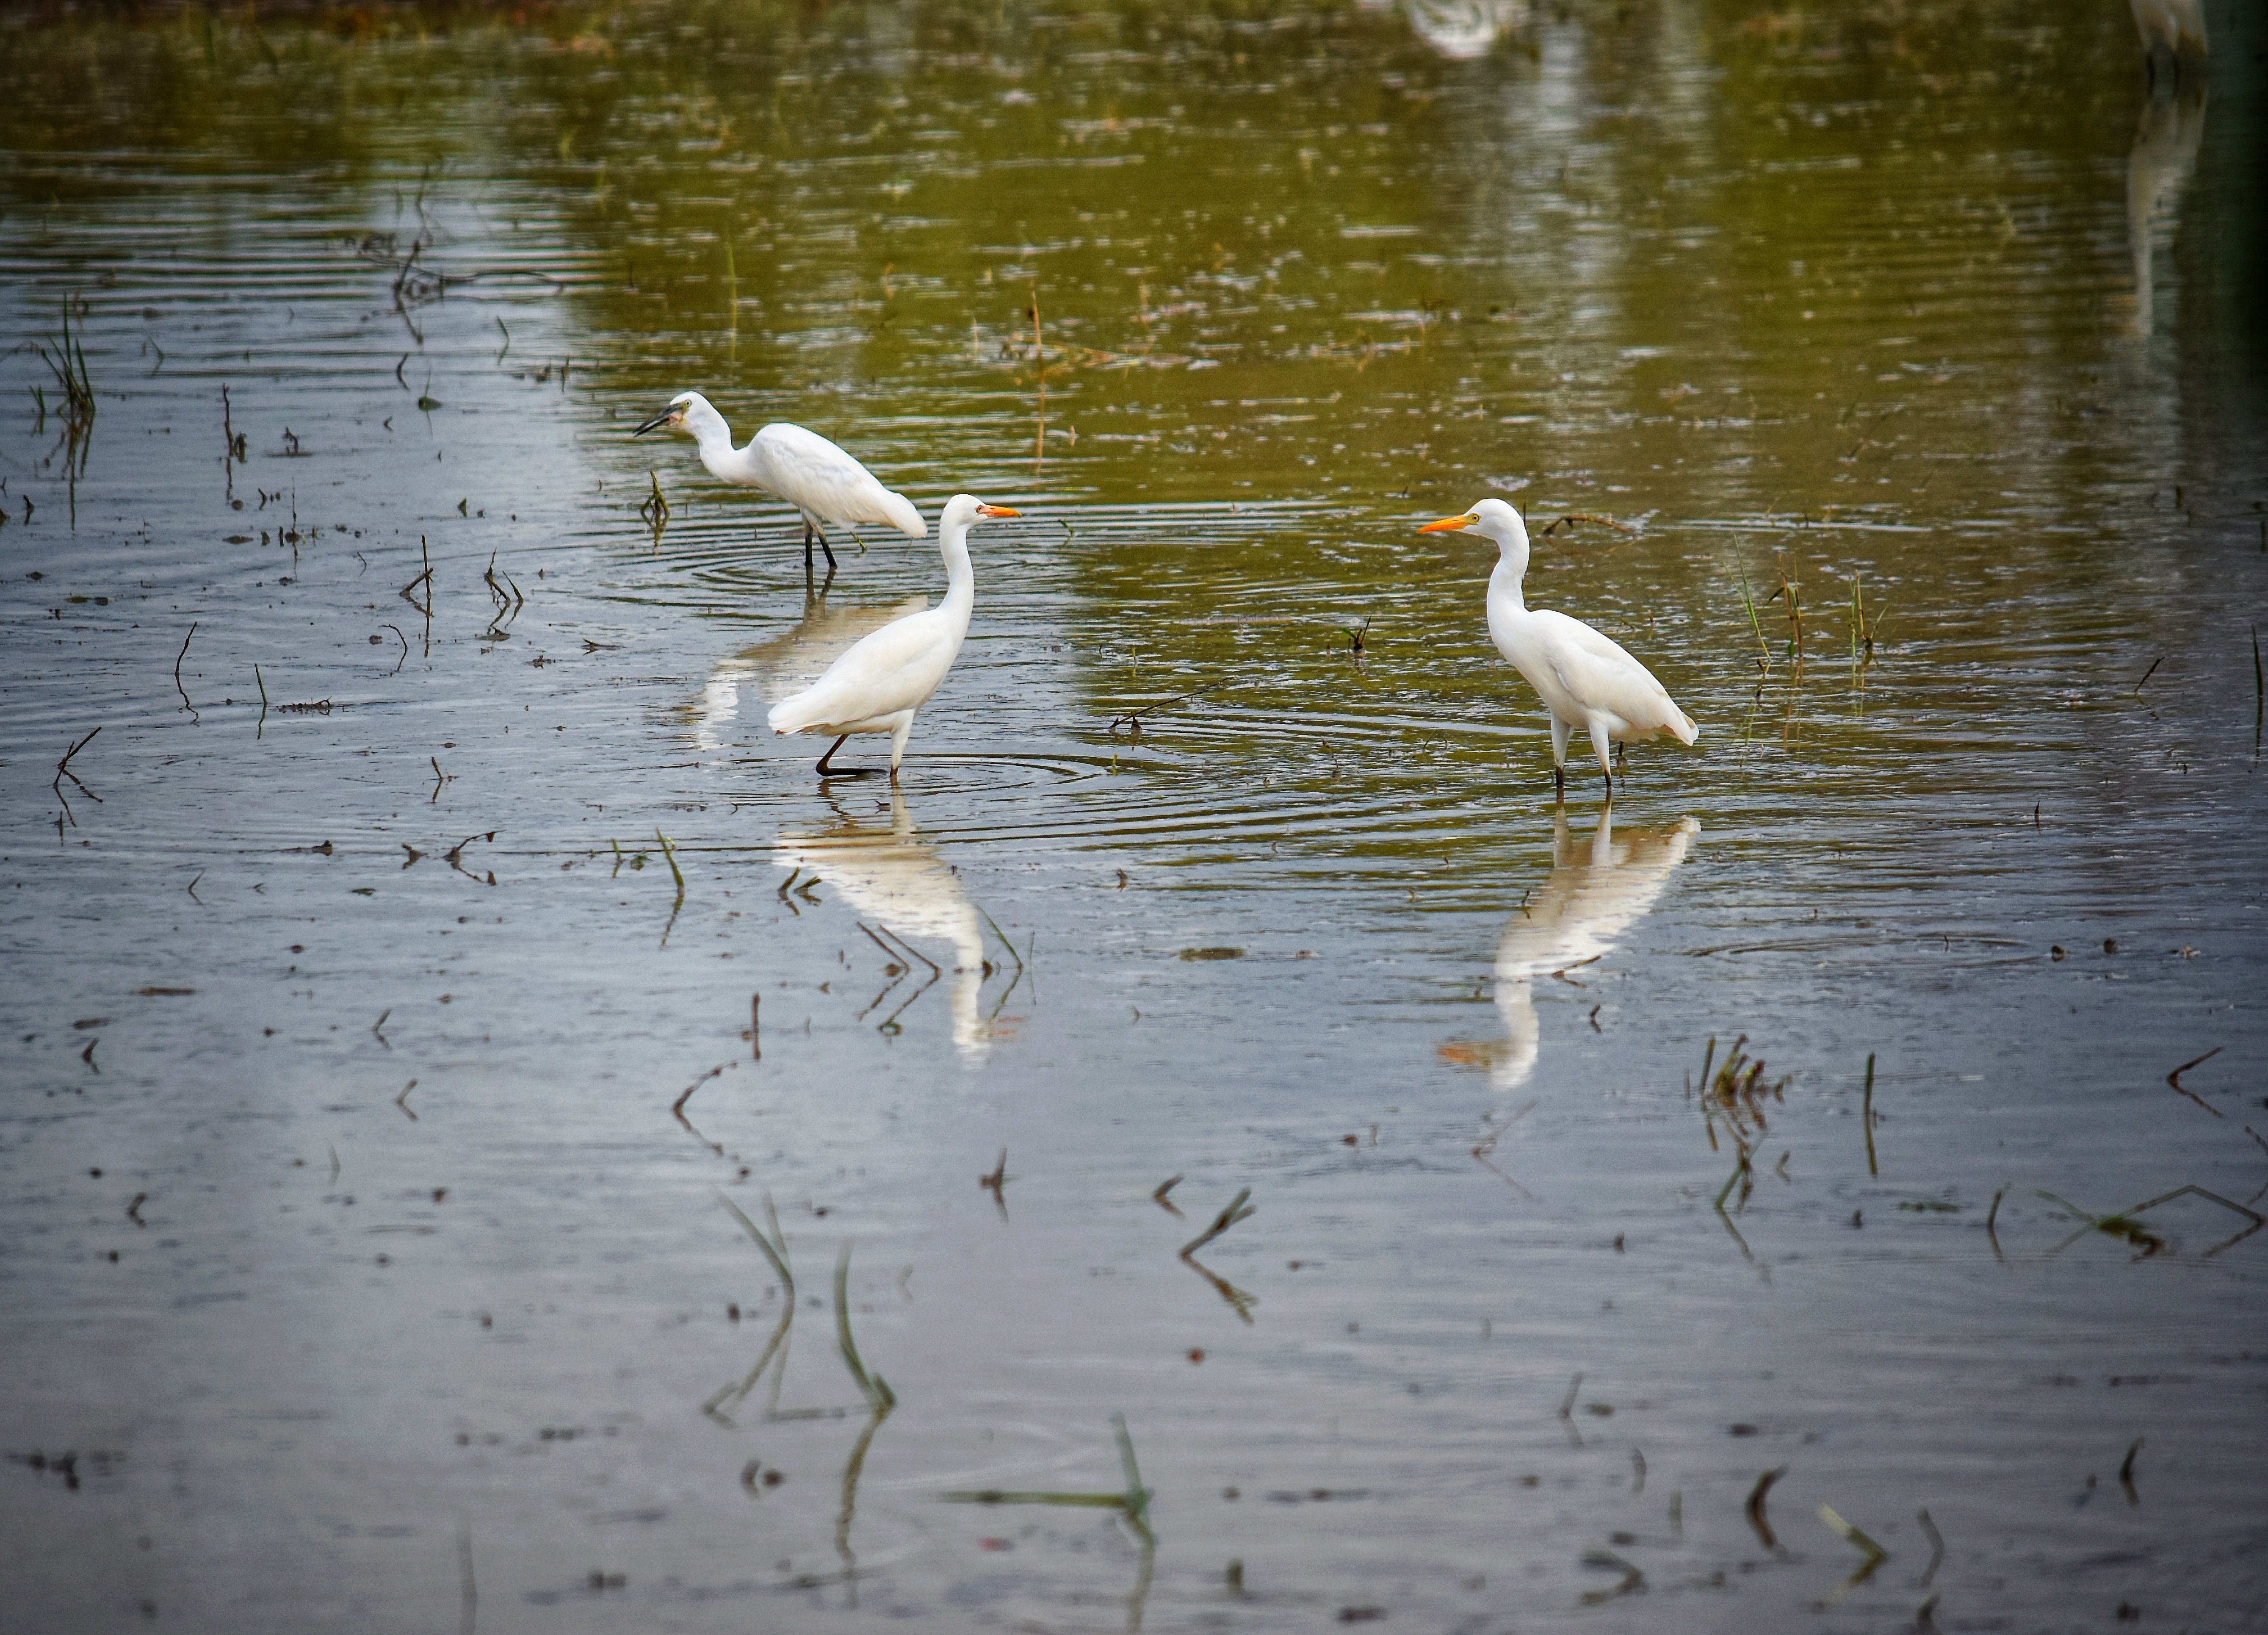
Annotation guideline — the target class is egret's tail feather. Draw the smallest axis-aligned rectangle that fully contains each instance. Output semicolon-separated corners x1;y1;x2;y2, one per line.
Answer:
881;491;926;538
1671;709;1699;746
768;693;820;736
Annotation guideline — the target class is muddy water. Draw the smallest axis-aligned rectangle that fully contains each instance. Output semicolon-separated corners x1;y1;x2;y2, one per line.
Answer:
3;4;2264;1630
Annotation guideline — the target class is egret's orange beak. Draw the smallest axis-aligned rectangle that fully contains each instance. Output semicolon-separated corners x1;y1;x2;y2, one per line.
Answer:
1419;513;1477;534
976;504;1021;518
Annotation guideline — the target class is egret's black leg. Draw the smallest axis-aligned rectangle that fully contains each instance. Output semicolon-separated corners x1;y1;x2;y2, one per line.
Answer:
816;526;839;572
1601;765;1614;804
814;735;852;777
1554;763;1566;799
801;520;817;571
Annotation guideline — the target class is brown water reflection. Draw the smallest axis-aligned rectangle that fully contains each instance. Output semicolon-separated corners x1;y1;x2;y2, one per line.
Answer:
2;4;2264;1632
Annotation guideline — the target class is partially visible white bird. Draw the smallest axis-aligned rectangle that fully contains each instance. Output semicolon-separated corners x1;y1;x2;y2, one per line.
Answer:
633;391;925;571
1421;497;1697;799
767;493;1018;778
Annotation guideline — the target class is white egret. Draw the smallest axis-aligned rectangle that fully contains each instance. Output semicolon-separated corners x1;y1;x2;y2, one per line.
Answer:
1421;497;1697;799
767;494;1018;778
632;391;924;571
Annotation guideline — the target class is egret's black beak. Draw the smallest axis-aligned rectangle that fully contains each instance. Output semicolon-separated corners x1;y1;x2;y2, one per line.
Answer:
632;408;678;437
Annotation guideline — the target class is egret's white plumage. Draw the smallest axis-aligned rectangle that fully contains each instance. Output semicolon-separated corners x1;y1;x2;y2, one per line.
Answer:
766;494;1018;777
1421;497;1696;798
633;391;924;570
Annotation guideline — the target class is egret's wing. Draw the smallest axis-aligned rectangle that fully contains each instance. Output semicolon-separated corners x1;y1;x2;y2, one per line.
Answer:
1532;611;1682;726
772;609;953;727
748;596;932;697
753;424;915;531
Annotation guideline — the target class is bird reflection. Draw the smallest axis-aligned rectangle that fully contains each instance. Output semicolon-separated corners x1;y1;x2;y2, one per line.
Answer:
683;585;929;755
2124;81;2206;337
1401;0;1532;61
1444;809;1699;1093
777;789;1000;1060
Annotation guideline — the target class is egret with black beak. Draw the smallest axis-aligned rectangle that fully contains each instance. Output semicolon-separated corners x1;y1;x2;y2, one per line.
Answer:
632;391;924;570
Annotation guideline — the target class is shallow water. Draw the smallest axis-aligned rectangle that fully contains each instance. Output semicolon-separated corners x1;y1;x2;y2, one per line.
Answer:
3;4;2265;1631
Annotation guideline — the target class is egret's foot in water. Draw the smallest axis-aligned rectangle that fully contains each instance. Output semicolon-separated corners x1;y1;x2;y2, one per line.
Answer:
801;521;839;574
813;735;880;779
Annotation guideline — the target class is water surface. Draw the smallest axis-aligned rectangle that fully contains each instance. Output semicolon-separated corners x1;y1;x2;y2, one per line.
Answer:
3;4;2265;1631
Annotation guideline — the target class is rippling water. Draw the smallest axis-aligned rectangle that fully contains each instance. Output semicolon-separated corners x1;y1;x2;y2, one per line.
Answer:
3;4;2264;1631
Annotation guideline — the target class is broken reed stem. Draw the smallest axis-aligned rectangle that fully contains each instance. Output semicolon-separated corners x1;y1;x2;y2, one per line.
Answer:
834;1243;894;1412
940;1414;1153;1530
174;624;198;714
719;1192;793;1296
1817;1504;1888;1564
55;725;101;792
1112;1413;1154;1531
1738;566;1771;671
1178;1187;1255;1258
1917;1507;1944;1587
655;830;685;896
976;904;1026;975
1862;1053;1878;1177
1746;1466;1785;1549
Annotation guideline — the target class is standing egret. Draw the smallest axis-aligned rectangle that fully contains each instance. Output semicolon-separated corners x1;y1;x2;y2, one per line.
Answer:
632;391;925;571
1421;497;1697;800
767;494;1019;778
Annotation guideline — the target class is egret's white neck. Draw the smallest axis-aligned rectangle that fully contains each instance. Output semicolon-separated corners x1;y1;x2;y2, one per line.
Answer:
683;399;747;477
1487;524;1533;613
937;515;977;621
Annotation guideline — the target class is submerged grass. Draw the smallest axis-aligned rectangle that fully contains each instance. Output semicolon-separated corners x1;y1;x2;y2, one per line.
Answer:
940;1412;1154;1539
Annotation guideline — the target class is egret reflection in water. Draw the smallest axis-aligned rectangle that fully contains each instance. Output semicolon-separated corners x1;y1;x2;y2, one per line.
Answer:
1398;0;1533;61
683;588;929;755
2124;82;2207;337
1444;809;1699;1093
776;790;1001;1060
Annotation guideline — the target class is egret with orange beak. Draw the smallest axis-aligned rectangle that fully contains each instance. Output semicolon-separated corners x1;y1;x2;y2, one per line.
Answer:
1421;497;1697;799
768;495;1020;778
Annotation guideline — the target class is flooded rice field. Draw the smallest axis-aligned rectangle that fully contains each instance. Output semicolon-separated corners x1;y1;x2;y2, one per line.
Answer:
3;3;2264;1630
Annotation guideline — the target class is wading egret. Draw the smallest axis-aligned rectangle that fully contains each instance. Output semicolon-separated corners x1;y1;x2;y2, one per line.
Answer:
767;494;1019;778
1421;497;1697;799
632;391;924;571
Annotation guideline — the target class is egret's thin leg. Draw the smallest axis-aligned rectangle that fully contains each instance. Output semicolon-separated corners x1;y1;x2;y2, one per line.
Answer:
813;522;839;572
814;735;852;776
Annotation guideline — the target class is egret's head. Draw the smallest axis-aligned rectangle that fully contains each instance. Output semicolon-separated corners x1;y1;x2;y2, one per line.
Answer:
1419;496;1526;542
633;391;708;437
940;493;1021;531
